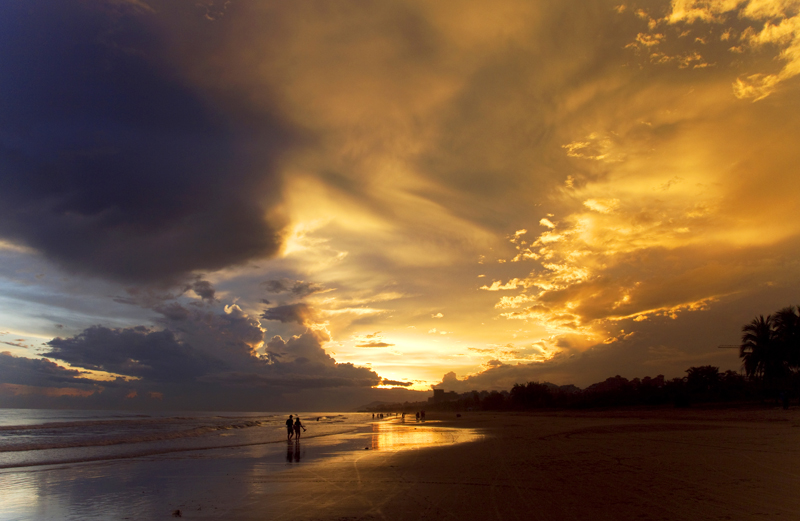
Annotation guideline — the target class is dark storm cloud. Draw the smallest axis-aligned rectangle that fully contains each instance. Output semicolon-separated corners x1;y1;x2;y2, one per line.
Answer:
265;330;334;365
45;325;221;382
17;303;383;405
0;1;298;283
0;352;98;388
154;302;192;322
261;303;318;325
191;280;216;301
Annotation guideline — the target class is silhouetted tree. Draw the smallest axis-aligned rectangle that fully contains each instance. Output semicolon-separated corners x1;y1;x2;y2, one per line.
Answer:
740;315;775;381
482;390;507;410
774;306;800;369
510;382;553;409
686;365;720;395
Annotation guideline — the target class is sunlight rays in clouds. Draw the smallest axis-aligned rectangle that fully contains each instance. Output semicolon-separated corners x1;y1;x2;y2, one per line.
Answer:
2;0;800;406
483;72;800;374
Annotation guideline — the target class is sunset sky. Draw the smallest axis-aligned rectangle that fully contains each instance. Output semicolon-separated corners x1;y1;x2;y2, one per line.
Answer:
2;0;799;410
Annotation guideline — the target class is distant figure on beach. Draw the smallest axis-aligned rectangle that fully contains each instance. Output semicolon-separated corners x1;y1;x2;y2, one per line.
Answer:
421;410;426;421
294;417;306;439
415;412;419;421
286;414;294;440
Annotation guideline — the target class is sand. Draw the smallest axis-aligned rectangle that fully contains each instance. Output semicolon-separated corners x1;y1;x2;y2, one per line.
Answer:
234;408;800;521
2;407;799;520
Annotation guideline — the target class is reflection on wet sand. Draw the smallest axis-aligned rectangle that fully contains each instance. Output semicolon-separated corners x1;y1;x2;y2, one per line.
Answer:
286;440;304;463
368;421;482;452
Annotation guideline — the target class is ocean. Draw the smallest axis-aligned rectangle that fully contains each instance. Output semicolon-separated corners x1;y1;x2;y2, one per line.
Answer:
0;409;483;520
0;409;378;470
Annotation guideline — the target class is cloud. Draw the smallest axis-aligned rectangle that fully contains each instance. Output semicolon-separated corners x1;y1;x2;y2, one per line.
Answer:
2;0;799;404
380;379;413;387
254;329;381;387
153;302;192;322
480;279;527;291
45;326;222;382
629;0;800;99
191;280;217;301
356;341;395;348
260;279;326;298
0;351;98;388
4;301;385;406
265;330;334;365
196;370;379;389
0;1;298;283
261;303;319;326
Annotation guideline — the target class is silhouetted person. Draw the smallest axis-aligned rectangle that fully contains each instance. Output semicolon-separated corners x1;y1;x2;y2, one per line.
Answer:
286;414;294;440
294;417;306;439
415;412;419;421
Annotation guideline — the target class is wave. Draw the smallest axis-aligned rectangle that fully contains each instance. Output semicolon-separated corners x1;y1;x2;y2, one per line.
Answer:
0;411;370;470
0;420;267;453
0;427;362;470
0;415;273;432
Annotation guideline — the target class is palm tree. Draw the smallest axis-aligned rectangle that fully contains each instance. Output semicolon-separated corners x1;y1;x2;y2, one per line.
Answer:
773;306;800;370
740;315;774;381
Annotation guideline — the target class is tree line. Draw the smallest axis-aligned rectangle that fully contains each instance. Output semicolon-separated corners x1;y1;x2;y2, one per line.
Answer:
368;305;800;413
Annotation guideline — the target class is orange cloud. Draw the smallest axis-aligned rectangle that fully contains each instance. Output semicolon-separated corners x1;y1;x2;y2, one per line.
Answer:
0;383;97;398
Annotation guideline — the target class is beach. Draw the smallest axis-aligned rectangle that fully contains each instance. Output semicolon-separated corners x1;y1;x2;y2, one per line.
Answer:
2;408;799;520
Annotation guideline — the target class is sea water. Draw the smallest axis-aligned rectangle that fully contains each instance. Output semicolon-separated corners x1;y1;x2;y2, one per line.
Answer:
0;409;483;520
0;409;375;470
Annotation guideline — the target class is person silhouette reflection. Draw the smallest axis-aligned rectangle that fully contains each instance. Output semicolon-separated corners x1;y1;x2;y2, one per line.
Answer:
286;440;303;463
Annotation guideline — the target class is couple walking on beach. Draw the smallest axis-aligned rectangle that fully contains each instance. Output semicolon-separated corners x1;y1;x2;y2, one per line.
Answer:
286;414;306;440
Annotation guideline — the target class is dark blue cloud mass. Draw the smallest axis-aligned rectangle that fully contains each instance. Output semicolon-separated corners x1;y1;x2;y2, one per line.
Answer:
0;0;298;283
45;325;222;382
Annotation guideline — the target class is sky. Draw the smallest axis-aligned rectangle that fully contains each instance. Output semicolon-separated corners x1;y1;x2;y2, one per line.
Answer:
1;0;800;411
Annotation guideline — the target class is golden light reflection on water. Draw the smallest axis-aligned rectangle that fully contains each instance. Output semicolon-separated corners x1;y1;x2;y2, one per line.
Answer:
0;471;43;519
368;421;483;451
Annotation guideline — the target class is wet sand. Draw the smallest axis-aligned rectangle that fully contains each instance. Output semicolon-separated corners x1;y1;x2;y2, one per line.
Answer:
2;408;799;520
241;408;800;521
